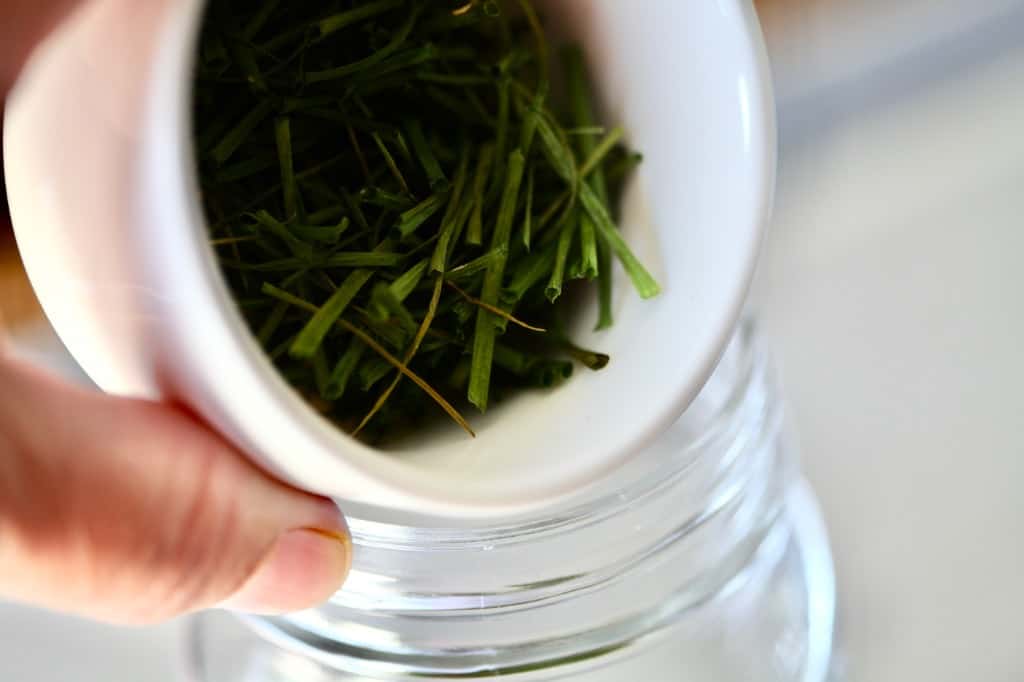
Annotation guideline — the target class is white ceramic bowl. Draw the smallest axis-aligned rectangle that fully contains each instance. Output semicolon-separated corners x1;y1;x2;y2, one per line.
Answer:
3;0;775;521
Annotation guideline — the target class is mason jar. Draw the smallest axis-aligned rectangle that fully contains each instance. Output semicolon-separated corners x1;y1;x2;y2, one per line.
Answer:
186;319;836;682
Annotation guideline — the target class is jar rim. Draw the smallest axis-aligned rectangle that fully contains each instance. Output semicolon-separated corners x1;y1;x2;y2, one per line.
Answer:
346;319;766;548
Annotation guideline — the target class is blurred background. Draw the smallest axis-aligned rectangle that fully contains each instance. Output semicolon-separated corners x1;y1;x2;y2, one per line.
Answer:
2;1;1023;680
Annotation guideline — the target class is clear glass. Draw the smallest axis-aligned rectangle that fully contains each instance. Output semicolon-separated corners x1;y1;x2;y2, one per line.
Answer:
185;320;836;681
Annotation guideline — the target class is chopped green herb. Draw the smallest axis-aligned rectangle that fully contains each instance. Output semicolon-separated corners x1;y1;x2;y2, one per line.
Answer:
195;0;658;442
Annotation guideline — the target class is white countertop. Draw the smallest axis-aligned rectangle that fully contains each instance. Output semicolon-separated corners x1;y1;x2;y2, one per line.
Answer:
754;3;1024;679
3;2;1024;680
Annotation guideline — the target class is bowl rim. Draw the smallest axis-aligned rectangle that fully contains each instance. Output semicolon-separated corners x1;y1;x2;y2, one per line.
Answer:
144;0;777;520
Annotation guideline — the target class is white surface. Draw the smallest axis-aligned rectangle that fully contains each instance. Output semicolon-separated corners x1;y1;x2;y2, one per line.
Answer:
3;1;1024;679
0;609;183;682
753;3;1024;680
759;0;1024;103
4;0;772;520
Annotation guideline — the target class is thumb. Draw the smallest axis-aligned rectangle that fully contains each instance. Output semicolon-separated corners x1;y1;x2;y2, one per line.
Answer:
0;351;351;624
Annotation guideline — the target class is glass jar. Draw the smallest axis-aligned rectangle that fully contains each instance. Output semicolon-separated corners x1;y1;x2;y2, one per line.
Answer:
186;319;835;682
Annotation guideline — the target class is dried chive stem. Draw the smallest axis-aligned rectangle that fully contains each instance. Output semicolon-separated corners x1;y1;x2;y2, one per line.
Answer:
196;0;658;442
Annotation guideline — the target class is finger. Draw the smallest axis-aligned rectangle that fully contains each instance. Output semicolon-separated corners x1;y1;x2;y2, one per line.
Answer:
0;352;351;625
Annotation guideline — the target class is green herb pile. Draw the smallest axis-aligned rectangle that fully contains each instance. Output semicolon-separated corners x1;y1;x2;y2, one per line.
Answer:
194;0;659;442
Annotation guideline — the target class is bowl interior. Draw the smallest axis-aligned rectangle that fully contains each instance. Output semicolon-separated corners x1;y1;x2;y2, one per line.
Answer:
184;0;774;519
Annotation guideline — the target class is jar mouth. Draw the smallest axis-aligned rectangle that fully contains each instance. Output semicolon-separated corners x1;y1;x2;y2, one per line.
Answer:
186;312;832;680
255;527;793;676
312;318;785;626
344;318;767;548
191;480;835;680
192;314;804;680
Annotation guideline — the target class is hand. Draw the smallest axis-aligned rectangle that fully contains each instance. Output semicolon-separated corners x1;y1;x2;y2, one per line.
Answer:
0;1;351;625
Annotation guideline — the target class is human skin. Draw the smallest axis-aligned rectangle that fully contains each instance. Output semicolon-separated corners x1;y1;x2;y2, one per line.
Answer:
0;0;351;625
